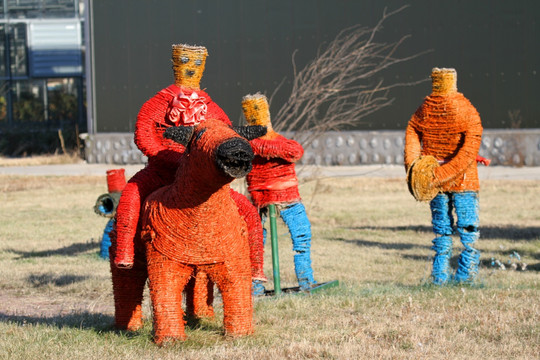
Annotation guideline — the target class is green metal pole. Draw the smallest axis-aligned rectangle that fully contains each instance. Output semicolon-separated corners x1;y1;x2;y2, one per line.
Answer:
268;204;281;295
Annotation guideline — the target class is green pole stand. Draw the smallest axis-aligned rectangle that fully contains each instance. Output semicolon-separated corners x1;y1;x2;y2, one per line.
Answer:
268;204;281;296
265;204;339;297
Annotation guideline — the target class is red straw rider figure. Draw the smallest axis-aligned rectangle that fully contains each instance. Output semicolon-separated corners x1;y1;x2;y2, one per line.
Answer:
113;44;230;269
110;45;264;329
242;93;317;292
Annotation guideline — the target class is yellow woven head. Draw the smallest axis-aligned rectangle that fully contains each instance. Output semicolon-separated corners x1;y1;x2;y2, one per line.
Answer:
172;44;208;89
431;67;457;95
242;93;276;138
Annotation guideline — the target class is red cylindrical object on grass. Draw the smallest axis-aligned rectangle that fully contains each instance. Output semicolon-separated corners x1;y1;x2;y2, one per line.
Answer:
106;169;127;193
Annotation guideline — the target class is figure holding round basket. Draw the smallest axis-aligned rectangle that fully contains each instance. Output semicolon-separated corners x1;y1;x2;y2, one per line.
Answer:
404;68;486;285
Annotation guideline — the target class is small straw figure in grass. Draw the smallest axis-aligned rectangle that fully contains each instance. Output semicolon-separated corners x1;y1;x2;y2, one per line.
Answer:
242;93;317;292
404;68;484;285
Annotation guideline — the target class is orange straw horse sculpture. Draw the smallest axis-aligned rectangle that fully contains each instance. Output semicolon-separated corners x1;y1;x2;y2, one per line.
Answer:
113;119;266;344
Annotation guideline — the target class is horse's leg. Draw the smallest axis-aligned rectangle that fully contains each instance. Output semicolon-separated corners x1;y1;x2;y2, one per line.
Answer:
205;259;253;336
146;243;193;345
109;234;147;331
185;270;215;319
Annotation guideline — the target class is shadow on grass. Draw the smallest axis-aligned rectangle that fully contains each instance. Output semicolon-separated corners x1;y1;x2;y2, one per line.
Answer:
0;311;225;341
347;225;540;241
337;233;540;272
0;311;116;332
333;237;431;251
26;273;89;287
6;241;100;259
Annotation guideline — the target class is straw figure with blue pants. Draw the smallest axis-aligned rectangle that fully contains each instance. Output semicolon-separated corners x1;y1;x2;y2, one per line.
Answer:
94;169;127;259
404;68;490;285
241;93;317;295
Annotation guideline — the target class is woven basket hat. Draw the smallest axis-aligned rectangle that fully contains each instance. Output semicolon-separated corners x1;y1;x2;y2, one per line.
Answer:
407;155;441;202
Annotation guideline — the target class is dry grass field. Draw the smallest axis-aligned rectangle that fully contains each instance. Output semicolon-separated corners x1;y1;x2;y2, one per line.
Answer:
0;172;539;359
0;154;82;167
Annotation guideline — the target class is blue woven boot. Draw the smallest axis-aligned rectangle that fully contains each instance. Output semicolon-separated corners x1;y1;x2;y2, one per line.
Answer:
281;203;316;290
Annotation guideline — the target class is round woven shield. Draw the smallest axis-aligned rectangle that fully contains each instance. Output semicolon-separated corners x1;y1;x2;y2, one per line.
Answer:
407;155;441;202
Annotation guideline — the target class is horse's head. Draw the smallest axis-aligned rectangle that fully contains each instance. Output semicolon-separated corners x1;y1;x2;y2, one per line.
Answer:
164;119;266;180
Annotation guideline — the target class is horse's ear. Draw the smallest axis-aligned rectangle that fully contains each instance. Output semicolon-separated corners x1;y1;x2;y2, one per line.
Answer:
233;125;267;140
163;126;195;146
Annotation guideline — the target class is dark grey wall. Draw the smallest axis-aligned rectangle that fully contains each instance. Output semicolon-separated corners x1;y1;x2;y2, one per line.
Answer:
90;0;539;132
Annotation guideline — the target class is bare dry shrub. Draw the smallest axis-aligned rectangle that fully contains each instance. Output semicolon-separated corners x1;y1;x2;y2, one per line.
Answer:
271;6;428;148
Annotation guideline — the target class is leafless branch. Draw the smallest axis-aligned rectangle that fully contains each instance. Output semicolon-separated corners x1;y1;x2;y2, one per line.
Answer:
273;5;429;148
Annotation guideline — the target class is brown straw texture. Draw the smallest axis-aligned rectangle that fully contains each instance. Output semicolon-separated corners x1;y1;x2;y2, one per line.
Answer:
406;155;441;202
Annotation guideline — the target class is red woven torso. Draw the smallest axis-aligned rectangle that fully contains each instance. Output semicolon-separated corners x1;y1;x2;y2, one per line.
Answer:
246;135;303;208
405;92;483;192
135;84;231;166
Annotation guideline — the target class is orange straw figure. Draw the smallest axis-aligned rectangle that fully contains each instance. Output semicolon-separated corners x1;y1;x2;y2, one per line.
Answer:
404;68;483;285
141;119;264;344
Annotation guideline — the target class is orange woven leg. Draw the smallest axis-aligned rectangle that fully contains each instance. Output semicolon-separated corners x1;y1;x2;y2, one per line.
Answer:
185;270;215;319
146;243;193;345
205;260;253;336
109;241;147;330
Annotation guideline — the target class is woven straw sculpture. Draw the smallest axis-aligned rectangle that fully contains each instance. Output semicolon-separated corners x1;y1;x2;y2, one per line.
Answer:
94;169;126;259
110;44;265;331
242;93;317;291
404;68;483;194
113;44;230;269
404;67;484;285
140;119;266;344
406;155;440;202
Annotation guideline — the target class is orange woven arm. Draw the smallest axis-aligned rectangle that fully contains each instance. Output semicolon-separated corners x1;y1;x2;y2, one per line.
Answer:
404;120;422;171
433;122;483;186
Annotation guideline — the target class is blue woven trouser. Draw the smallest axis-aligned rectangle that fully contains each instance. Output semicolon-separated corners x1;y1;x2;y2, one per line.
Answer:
100;218;115;260
261;203;316;290
430;192;480;284
430;194;454;285
453;192;480;282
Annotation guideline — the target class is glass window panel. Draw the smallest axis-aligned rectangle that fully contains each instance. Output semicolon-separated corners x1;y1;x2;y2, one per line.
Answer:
0;25;6;77
0;81;8;123
47;78;78;122
11;79;45;122
42;0;76;18
9;23;27;77
7;0;41;19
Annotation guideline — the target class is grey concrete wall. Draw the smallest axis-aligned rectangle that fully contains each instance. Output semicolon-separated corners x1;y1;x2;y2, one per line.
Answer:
81;129;540;167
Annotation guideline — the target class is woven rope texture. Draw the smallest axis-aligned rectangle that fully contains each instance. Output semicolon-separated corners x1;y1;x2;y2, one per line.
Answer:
430;191;480;284
242;94;317;290
404;68;483;193
111;45;264;338
280;203;316;290
113;44;231;268
407;155;441;202
140;119;254;343
172;44;208;90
